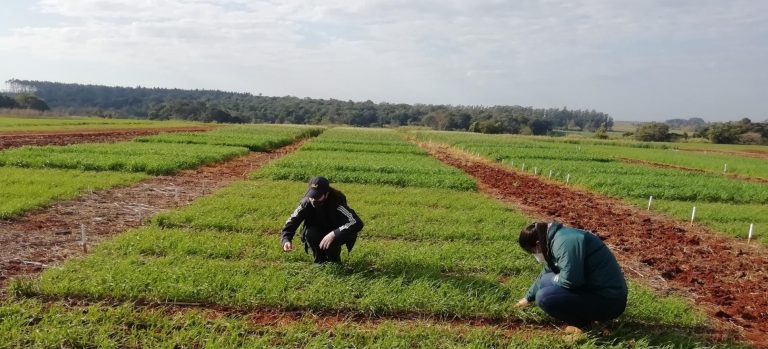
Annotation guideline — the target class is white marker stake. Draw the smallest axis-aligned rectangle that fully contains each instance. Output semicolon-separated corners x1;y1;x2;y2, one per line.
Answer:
521;163;526;171
647;196;653;210
534;167;538;175
511;160;514;167
748;223;754;243
723;164;728;173
548;169;553;179
566;174;571;184
690;206;696;225
80;224;87;253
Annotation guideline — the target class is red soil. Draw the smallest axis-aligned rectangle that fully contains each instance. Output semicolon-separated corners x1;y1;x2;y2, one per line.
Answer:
0;126;216;149
0;140;305;291
680;148;768;160
619;158;768;184
420;142;768;347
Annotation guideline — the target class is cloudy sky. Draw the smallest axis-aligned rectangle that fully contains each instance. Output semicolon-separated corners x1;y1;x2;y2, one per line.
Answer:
1;0;766;121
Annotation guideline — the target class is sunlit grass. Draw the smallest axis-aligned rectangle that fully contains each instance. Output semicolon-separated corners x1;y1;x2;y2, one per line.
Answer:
0;167;146;219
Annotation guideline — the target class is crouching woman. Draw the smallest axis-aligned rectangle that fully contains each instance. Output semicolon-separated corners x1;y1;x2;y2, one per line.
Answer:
516;221;628;330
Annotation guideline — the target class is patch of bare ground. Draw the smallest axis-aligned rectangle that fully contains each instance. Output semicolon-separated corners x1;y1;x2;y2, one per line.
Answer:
680;148;768;160
619;158;768;184
0;140;306;291
29;297;605;339
0;126;217;149
418;141;768;348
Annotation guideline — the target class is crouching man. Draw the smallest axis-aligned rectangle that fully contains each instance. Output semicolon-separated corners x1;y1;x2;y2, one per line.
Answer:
280;176;363;264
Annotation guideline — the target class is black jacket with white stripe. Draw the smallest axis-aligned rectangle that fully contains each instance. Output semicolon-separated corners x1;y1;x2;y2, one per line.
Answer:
280;189;363;252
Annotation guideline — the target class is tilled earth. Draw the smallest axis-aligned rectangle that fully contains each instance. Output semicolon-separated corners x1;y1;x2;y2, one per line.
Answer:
0;140;305;291
0;126;216;149
619;158;768;184
420;142;768;347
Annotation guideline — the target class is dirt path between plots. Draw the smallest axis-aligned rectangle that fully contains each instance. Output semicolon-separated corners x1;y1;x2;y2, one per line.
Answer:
0;140;305;291
618;158;768;184
680;148;768;160
0;126;216;149
419;141;768;347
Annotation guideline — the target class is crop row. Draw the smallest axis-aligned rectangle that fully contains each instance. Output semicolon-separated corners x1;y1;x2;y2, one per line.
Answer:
0;167;146;219
1;299;728;348
136;124;323;151
0;142;249;175
257;128;476;190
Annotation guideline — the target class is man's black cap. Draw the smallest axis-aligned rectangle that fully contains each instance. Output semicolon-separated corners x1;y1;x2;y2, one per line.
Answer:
305;176;330;199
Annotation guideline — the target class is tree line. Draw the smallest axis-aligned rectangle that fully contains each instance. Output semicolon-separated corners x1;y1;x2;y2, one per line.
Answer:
4;79;613;135
630;118;768;144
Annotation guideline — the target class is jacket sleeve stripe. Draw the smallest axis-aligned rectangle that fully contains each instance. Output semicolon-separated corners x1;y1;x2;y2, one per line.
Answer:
285;205;303;225
336;206;357;232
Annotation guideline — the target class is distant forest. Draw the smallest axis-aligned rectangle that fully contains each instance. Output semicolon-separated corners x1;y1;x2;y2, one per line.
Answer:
3;79;613;135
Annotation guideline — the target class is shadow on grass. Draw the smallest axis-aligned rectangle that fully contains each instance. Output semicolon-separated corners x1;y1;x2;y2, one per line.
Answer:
586;320;748;349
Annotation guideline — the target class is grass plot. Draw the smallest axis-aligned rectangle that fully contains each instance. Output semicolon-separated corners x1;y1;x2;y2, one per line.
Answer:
0;142;249;175
0;167;146;219
136;124;323;151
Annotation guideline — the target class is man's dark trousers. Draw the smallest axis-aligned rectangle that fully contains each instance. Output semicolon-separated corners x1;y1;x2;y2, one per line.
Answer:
304;226;342;264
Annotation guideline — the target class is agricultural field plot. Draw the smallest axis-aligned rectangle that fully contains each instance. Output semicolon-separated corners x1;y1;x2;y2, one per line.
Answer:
257;128;476;190
0;127;752;347
136;124;323;151
413;131;768;243
0;115;201;133
0;142;249;175
10;180;721;347
0;167;146;219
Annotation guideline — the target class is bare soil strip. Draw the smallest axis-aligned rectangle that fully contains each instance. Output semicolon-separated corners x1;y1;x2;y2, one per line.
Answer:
419;141;768;347
679;148;768;160
0;140;305;291
0;126;216;149
619;158;768;184
36;296;683;340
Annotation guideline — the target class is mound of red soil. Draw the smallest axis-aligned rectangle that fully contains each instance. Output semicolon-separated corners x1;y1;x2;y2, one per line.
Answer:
0;126;216;149
421;142;768;347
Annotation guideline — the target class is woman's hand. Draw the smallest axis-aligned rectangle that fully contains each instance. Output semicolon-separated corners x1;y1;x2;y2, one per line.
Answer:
283;242;293;252
319;232;336;249
515;298;529;308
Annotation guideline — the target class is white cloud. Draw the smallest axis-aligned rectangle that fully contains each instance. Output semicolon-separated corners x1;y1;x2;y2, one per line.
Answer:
0;0;766;120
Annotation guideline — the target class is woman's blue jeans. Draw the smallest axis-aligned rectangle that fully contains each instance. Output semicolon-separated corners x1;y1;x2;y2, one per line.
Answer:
535;273;626;327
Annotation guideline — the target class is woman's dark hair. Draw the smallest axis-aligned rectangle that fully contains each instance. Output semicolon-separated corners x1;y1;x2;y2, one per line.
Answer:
326;187;346;206
518;221;557;272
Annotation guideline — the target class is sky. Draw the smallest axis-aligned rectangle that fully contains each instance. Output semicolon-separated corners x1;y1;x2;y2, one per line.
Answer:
0;0;766;122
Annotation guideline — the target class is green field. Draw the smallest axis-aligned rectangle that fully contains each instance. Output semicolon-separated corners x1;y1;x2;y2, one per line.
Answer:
257;128;476;190
136;124;323;151
0;123;322;219
414;131;768;243
1;126;752;347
